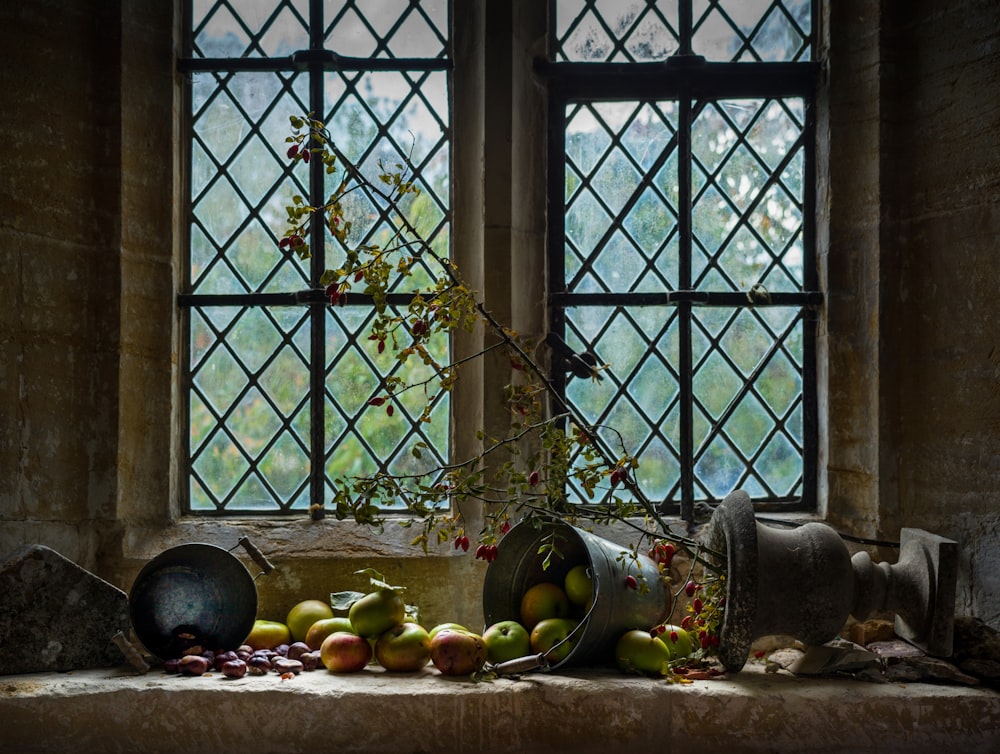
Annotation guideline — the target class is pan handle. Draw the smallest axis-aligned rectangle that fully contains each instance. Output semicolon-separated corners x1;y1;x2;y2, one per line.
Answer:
112;631;150;674
236;536;275;578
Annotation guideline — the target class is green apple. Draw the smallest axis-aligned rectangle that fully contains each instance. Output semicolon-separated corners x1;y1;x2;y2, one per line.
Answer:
615;629;671;676
374;622;431;672
519;582;572;629
304;616;356;650
529;617;579;664
244;619;291;650
661;625;693;658
429;629;488;675
320;631;372;673
349;589;405;638
428;622;469;639
286;599;335;643
482;620;532;664
563;564;593;607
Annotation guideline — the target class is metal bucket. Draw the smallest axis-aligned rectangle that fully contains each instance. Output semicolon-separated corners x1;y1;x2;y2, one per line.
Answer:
482;519;670;671
128;538;273;660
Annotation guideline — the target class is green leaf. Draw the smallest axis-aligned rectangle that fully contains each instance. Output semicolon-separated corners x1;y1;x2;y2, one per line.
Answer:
329;590;365;612
354;567;405;592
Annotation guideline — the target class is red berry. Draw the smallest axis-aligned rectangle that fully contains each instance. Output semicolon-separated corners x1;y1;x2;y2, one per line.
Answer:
681;615;694;630
692;597;703;614
386;404;394;417
367;396;386;407
475;544;488;560
287;144;299;159
377;339;386;354
684;581;697;598
528;470;540;486
624;575;638;590
302;149;311;163
609;469;622;487
700;634;711;650
670;630;679;644
500;520;510;535
354;270;364;283
656;624;666;635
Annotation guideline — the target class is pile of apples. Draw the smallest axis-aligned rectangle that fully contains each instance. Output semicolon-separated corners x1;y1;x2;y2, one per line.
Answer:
480;563;596;667
244;590;491;677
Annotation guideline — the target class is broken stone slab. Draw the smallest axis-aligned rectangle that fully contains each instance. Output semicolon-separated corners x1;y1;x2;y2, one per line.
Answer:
0;544;130;674
786;638;884;676
883;655;981;686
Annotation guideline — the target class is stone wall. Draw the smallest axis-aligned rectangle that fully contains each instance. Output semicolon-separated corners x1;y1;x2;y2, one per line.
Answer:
1;0;999;634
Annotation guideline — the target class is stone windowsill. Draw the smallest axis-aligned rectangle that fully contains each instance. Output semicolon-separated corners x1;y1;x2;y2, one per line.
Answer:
2;663;999;754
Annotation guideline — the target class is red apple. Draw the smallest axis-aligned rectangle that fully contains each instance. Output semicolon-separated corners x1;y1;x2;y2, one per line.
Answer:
374;622;431;672
429;629;488;676
482;620;532;664
529;617;579;664
320;631;372;673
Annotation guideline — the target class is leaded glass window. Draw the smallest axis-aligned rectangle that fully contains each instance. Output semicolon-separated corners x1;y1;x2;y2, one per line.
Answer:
178;0;452;514
546;0;820;522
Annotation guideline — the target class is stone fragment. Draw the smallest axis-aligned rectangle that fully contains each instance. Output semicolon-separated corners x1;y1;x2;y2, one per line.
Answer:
949;616;1000;687
951;616;1000;663
849;618;896;646
884;656;981;686
867;639;924;660
787;638;883;676
0;544;130;674
766;647;805;672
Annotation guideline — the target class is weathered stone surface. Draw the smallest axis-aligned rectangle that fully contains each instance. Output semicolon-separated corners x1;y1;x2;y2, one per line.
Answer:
0;544;130;674
2;665;1000;754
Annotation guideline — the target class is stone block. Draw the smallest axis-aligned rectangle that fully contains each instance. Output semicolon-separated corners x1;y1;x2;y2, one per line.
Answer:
0;544;130;674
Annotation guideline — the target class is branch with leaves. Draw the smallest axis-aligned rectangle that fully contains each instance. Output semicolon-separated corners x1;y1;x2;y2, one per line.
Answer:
277;114;725;582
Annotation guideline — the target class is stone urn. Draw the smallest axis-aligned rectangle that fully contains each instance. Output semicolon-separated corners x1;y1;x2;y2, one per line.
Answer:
703;490;958;672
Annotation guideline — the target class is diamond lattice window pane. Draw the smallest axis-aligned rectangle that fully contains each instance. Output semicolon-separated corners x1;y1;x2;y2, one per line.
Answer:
325;0;448;58
554;0;680;62
193;0;309;58
692;0;812;62
691;98;806;293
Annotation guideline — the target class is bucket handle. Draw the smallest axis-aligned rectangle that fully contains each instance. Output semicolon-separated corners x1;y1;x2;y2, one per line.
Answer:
490;568;600;677
232;536;275;580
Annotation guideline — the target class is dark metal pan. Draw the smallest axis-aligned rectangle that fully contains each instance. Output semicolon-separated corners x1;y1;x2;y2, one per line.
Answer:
129;538;273;660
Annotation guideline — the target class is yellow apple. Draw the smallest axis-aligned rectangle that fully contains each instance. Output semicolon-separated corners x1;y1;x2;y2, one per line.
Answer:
304;616;356;650
286;599;335;643
519;582;571;630
244;619;291;650
563;564;593;607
